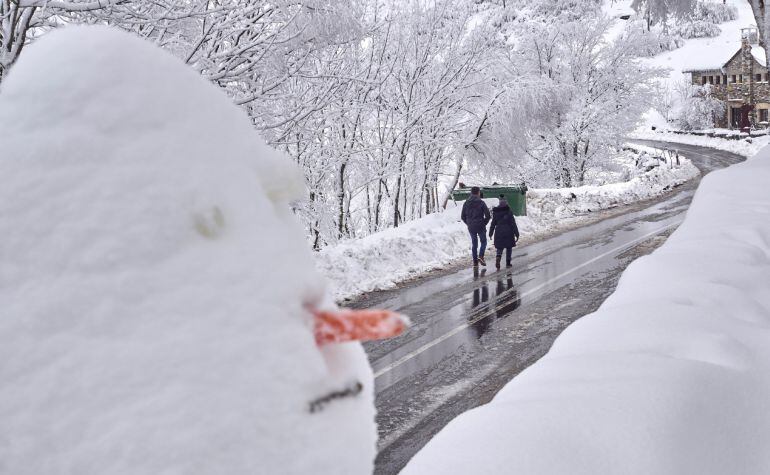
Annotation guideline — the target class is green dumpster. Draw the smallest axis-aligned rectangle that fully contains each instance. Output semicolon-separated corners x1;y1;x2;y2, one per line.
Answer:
451;184;528;216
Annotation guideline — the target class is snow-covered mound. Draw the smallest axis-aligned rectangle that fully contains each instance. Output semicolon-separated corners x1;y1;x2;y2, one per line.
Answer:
402;146;770;473
528;154;699;219
0;27;375;474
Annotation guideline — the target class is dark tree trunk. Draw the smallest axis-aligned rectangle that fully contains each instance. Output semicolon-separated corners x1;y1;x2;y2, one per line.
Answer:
750;0;770;66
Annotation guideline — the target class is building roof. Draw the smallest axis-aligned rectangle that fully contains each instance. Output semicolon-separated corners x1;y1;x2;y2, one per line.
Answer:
682;44;766;73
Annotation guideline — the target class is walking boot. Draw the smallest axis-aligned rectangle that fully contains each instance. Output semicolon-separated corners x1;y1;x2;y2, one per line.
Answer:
478;256;486;267
473;259;479;267
495;256;501;270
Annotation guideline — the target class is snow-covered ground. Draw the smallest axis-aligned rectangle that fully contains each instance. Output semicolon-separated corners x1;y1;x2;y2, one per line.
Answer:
0;27;376;474
401;143;770;474
631;122;770;157
529;153;698;220
317;148;698;301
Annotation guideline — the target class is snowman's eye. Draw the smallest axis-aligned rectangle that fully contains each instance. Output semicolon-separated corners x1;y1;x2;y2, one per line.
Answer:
193;206;225;239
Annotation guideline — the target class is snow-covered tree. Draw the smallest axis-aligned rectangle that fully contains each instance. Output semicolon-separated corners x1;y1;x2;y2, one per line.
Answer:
675;82;725;130
0;0;207;81
749;0;770;66
479;17;662;188
2;0;665;246
248;0;500;243
652;80;677;122
630;0;694;30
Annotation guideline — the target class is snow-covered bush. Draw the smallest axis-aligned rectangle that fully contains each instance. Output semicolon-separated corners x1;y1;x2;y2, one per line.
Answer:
670;20;721;39
675;83;725;131
631;24;686;57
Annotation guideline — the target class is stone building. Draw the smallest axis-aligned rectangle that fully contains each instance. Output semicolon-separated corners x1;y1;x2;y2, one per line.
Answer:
684;27;769;129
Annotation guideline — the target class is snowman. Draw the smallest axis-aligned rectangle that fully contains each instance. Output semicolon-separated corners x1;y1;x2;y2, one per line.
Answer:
0;26;405;474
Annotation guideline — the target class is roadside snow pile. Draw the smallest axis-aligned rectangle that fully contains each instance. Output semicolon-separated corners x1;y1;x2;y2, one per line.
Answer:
403;145;770;474
630;128;770;158
318;149;696;301
528;153;699;219
0;27;376;474
316;200;536;300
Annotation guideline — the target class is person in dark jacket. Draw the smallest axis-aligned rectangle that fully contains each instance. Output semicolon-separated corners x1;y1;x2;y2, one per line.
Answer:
489;195;520;270
461;186;491;266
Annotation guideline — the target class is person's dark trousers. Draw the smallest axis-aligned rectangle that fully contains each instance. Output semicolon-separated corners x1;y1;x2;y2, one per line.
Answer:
469;227;487;261
496;246;512;266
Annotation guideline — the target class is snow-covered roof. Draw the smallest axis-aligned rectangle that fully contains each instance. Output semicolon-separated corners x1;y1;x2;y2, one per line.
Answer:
683;44;767;73
682;64;724;73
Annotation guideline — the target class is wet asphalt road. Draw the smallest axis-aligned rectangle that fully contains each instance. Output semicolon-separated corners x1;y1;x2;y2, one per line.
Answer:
352;141;745;475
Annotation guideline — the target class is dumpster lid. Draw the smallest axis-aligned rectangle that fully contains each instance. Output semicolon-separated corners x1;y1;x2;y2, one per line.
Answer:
481;183;528;192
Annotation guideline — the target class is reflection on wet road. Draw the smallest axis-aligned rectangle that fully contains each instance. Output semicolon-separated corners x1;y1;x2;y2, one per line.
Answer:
369;196;685;392
355;141;745;475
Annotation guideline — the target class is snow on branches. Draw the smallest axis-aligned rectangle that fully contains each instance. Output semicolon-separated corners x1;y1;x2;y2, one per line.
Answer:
2;0;669;246
476;16;663;188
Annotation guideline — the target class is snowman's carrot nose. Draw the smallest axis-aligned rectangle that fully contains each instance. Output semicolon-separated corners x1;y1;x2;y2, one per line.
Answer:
313;309;409;346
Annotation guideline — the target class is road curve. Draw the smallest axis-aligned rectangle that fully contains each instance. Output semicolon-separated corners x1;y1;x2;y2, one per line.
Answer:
352;141;745;475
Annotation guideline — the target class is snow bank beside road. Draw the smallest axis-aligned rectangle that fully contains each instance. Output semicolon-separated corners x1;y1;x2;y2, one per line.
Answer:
316;200;526;301
318;153;697;301
631;129;770;157
402;146;770;474
528;155;698;219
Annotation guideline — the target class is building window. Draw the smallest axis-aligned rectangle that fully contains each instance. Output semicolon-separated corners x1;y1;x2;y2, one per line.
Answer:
740;74;744;83
716;76;721;85
732;74;737;83
702;76;708;85
709;76;714;84
757;73;763;82
761;109;769;123
731;106;741;128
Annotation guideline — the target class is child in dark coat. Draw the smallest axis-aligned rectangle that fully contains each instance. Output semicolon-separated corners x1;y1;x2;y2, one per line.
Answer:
489;195;520;269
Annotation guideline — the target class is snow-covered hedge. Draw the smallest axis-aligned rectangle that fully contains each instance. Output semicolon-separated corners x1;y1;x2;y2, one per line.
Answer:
402;144;770;475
